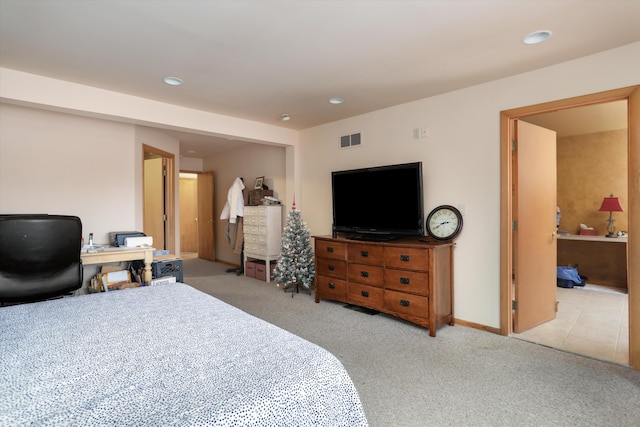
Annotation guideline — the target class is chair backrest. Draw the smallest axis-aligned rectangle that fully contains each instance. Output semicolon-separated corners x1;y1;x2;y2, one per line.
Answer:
0;214;83;303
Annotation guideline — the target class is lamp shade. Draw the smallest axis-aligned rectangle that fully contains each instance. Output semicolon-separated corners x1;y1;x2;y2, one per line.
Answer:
599;195;624;212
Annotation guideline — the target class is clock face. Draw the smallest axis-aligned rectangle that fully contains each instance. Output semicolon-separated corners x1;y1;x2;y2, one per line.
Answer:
426;205;463;241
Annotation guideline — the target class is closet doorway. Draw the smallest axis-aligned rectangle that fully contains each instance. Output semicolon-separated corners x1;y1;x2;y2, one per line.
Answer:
179;171;215;261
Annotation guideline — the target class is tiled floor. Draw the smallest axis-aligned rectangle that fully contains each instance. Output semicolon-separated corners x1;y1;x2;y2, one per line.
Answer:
512;284;629;365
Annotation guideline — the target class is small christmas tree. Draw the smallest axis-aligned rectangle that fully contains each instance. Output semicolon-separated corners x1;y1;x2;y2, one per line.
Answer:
274;198;315;296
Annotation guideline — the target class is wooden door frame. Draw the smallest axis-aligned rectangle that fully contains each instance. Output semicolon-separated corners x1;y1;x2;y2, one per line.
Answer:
143;144;176;254
500;86;639;369
179;173;199;253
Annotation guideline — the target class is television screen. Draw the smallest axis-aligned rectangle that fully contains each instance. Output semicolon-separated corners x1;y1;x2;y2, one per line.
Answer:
331;162;424;240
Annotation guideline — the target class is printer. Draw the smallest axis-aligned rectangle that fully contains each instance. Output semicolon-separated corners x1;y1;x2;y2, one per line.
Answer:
109;231;146;247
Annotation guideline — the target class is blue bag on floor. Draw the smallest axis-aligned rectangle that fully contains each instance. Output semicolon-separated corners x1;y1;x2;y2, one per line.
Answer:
556;266;584;288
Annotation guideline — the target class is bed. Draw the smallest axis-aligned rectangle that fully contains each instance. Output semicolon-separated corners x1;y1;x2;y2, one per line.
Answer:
0;283;368;426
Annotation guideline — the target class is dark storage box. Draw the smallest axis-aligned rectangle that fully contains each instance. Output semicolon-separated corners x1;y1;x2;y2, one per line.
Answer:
152;258;183;283
245;261;256;278
254;260;276;282
248;189;274;206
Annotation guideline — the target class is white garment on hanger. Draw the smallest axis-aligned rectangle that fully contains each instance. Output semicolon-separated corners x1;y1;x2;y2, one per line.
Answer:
220;177;245;224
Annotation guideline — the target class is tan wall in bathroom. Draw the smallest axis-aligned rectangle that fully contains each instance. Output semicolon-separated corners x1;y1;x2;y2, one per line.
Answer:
557;129;628;235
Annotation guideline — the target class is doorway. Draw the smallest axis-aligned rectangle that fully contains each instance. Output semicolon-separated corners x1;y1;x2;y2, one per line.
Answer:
511;102;629;364
143;144;175;254
179;171;215;261
500;86;640;370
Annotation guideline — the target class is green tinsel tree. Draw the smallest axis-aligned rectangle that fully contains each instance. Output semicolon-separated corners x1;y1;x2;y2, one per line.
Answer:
274;199;315;293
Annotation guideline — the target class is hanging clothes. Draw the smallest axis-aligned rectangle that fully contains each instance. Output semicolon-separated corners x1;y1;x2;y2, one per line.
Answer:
220;177;245;254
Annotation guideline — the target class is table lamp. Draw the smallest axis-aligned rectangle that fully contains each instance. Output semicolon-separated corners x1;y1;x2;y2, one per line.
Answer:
598;194;624;238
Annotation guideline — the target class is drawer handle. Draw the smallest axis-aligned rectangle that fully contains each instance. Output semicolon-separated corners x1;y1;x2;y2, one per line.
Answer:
400;255;410;262
361;291;369;297
400;277;410;285
400;299;410;307
327;247;334;253
360;250;369;257
328;282;335;289
360;271;369;278
328;265;335;271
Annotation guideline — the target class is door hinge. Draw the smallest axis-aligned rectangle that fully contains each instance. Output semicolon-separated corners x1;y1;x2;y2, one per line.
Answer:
512;140;517;151
512;221;517;231
512;300;517;310
163;214;167;221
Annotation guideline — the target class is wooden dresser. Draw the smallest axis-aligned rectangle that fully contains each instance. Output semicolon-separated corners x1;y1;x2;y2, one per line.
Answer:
314;235;454;336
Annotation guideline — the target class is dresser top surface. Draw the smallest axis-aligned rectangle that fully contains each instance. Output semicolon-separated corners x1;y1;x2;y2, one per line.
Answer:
313;235;454;248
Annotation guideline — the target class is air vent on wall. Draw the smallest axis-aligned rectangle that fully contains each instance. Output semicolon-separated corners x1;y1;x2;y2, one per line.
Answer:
340;133;361;149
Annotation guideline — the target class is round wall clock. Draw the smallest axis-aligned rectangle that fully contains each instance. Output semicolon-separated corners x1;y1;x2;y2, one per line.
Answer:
426;205;463;242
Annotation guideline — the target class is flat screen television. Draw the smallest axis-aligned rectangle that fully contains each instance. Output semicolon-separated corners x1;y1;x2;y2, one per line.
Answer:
331;162;424;241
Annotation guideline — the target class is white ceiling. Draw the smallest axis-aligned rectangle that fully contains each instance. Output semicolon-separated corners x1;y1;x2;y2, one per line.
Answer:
523;100;628;138
1;1;638;157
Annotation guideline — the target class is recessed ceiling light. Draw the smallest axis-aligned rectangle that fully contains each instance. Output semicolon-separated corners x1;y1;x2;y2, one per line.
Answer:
281;113;291;122
523;30;552;45
329;98;344;105
163;76;183;86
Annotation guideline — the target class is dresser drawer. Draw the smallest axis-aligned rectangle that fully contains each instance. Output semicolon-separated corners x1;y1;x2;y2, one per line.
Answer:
348;263;384;287
348;283;384;309
384;247;429;271
243;206;260;216
316;257;347;279
245;242;268;255
347;243;384;265
316;275;348;301
384;289;429;319
316;239;347;260
244;233;267;245
384;269;429;295
244;224;266;235
246;216;267;226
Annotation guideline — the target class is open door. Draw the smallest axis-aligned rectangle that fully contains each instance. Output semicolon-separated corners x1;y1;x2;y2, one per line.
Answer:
502;86;639;369
143;144;175;254
197;172;215;261
144;157;166;250
513;120;558;333
179;175;198;253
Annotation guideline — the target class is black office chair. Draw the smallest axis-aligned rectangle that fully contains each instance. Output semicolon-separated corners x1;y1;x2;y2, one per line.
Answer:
0;214;83;304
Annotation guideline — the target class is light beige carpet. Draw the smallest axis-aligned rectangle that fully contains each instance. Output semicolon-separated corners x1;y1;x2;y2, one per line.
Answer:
183;257;640;427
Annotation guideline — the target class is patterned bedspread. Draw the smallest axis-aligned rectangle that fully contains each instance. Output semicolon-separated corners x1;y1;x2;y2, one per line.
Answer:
0;283;367;426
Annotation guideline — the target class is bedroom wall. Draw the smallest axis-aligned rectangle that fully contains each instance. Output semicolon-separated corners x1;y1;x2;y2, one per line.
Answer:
0;103;137;242
203;143;286;265
557;129;628;235
298;42;640;329
0;104;182;249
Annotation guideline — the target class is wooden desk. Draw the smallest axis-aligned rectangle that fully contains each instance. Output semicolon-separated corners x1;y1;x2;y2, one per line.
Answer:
557;234;627;289
81;247;155;283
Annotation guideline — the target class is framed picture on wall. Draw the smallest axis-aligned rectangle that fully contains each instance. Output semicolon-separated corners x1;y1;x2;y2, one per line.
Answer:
254;176;264;189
